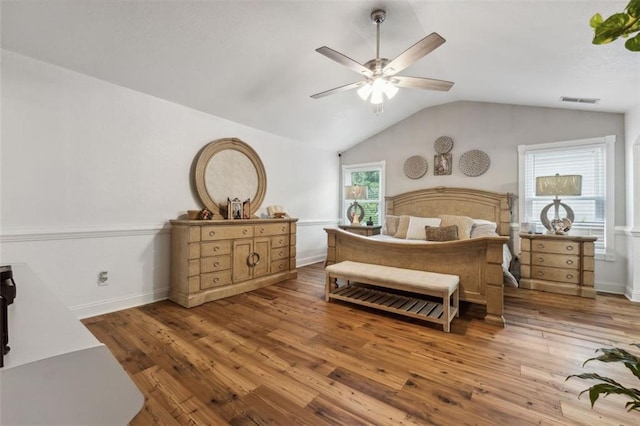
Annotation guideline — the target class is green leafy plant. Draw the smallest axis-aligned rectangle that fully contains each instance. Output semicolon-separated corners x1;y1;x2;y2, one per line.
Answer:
590;0;640;51
566;343;640;412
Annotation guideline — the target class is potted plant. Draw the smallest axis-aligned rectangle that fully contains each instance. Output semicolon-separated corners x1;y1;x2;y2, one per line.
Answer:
590;0;640;51
566;343;640;412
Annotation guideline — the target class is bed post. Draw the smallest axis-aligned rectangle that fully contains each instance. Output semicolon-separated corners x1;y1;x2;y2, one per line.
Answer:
485;242;506;326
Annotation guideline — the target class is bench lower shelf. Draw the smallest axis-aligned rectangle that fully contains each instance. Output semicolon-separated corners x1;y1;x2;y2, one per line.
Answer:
328;284;458;328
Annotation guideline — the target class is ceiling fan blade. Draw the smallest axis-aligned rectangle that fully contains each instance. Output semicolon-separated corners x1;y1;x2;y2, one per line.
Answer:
316;46;373;77
392;76;454;92
383;32;445;75
310;81;365;99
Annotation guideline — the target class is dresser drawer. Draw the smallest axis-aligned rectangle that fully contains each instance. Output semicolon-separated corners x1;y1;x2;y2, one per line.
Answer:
255;223;289;237
530;239;580;255
531;253;579;269
271;259;290;273
201;225;253;241
271;235;289;248
531;266;580;284
200;255;232;273
200;271;232;290
271;247;289;261
201;241;231;257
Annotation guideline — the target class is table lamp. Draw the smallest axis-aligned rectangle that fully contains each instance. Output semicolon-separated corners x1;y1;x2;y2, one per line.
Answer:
344;185;367;225
536;174;582;234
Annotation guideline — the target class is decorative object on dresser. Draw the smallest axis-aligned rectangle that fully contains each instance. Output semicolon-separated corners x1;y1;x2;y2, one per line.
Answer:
170;138;297;308
459;149;490;177
434;136;453;176
535;173;582;234
338;224;381;237
403;155;428;179
195;138;267;220
519;233;596;298
344;185;367;225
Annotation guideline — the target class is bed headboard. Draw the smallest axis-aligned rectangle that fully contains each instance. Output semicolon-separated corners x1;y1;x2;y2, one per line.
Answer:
385;187;512;236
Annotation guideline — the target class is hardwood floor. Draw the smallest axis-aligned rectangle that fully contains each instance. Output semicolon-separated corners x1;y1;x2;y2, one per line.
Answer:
83;263;640;425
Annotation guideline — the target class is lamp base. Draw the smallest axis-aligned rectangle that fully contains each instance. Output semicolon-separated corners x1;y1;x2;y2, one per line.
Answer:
347;202;365;225
540;199;575;234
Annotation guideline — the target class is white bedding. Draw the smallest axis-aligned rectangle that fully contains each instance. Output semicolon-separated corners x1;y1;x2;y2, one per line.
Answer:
368;234;518;288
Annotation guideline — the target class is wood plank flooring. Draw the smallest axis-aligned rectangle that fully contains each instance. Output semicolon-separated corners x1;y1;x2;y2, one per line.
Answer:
83;262;640;425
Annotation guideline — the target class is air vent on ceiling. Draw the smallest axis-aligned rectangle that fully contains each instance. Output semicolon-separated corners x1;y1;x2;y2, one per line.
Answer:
560;96;600;104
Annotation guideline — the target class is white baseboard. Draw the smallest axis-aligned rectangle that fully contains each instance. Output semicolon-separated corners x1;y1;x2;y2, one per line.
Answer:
71;288;169;319
595;280;627;296
297;254;325;267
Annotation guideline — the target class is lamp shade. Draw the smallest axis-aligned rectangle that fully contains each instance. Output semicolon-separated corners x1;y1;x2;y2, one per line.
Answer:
344;185;367;200
535;174;582;196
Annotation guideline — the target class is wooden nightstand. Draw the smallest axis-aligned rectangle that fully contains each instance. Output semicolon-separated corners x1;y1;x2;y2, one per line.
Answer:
519;233;597;298
338;225;382;236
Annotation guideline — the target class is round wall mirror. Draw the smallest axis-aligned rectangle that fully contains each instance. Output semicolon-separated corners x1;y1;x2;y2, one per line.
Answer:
194;138;267;218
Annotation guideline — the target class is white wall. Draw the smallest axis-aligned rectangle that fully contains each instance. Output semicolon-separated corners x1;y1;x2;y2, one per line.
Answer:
341;101;629;295
0;50;340;318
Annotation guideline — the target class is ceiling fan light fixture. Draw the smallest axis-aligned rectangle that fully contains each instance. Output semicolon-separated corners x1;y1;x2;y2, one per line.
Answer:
383;81;399;99
357;83;373;100
370;89;384;105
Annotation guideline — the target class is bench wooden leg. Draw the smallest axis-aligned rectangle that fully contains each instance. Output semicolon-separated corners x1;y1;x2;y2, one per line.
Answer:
453;287;459;317
443;290;450;333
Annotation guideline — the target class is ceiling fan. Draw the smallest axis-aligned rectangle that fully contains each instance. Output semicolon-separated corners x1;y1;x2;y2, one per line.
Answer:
310;9;454;109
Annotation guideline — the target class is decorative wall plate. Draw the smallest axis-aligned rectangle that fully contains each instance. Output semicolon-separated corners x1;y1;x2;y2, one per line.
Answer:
434;136;454;154
459;150;490;177
403;155;428;179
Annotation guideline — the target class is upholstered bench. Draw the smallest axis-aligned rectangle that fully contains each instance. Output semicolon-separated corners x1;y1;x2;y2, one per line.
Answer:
325;261;459;332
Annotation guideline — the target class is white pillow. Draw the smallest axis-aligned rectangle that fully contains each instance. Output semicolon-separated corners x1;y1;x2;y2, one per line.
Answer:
406;217;442;240
471;219;498;238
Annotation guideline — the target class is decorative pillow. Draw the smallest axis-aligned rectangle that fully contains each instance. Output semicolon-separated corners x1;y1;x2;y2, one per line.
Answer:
425;225;459;241
439;215;475;240
406;217;442;240
383;215;400;236
393;215;412;239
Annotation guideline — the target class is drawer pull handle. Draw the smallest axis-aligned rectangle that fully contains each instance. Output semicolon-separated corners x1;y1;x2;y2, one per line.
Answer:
214;247;219;252
538;257;544;263
247;252;261;267
260;228;265;234
243;229;248;235
209;231;215;237
537;244;545;249
566;245;574;251
213;278;219;283
566;274;574;279
281;226;286;232
213;261;220;268
566;259;574;265
537;271;544;276
279;239;284;244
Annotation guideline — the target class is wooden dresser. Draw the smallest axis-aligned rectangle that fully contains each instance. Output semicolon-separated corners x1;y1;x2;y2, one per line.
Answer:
519;233;597;298
169;218;297;307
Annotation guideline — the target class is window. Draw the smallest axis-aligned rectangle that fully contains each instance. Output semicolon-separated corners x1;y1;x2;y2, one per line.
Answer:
518;135;615;257
342;161;385;226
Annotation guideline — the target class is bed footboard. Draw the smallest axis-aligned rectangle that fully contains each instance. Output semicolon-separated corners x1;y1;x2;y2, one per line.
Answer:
325;228;508;326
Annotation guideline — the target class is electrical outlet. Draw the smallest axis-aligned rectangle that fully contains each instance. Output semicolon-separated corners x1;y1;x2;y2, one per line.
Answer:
98;271;109;286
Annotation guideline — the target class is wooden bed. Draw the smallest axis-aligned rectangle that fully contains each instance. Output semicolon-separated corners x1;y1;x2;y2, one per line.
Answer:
325;187;512;326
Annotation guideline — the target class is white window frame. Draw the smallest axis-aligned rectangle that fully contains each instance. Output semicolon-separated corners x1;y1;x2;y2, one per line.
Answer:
342;161;386;225
518;135;615;261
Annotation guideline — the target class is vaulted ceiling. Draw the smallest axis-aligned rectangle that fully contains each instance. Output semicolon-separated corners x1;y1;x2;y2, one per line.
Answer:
2;1;638;152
